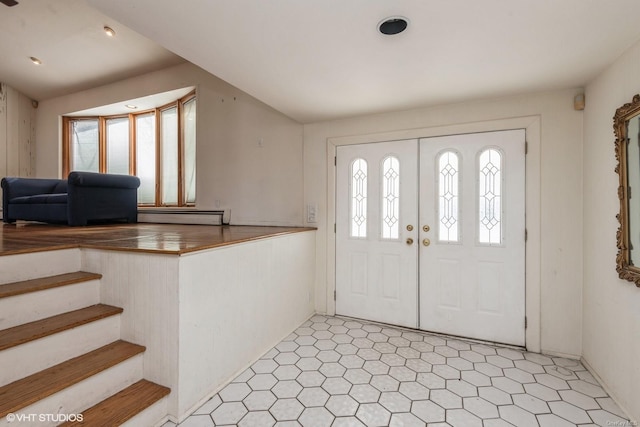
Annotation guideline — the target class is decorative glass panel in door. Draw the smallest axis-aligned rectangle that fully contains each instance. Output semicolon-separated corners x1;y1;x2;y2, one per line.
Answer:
350;158;368;238
381;156;400;240
437;150;460;243
478;148;503;245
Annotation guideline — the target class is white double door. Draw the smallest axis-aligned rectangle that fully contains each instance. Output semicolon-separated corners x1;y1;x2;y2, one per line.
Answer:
336;130;525;346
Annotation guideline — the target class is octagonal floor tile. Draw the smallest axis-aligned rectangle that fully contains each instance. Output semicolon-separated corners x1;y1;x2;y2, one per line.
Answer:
325;394;359;417
270;398;304;421
299;407;334;427
356;403;391;427
446;408;483;427
411;400;445;423
243;390;276;411
238;411;276;427
179;315;631;427
379;391;411;413
210;402;247;425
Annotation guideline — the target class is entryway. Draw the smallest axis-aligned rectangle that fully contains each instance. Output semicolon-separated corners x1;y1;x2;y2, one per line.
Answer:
335;130;526;346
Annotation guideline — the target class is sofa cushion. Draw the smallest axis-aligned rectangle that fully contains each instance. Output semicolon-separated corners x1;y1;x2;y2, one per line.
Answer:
11;193;68;204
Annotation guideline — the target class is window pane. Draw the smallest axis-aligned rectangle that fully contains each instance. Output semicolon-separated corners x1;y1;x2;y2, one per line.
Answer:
479;148;502;245
136;113;156;205
183;98;196;204
70;119;99;172
438;151;460;242
350;158;367;238
161;107;178;205
106;117;130;175
382;156;400;239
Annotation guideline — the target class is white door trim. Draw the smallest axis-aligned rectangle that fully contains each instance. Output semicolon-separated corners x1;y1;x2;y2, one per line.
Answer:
327;116;542;352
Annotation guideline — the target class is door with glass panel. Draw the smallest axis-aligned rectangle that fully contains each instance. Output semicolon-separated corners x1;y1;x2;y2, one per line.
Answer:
336;140;419;328
335;130;526;346
419;130;525;346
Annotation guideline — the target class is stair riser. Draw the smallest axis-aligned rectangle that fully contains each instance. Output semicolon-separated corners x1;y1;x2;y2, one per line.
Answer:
0;249;81;284
122;395;169;427
0;354;143;427
0;280;100;330
0;316;121;387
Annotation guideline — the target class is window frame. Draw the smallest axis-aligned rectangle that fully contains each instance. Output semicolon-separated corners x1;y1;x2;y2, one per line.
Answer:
62;91;196;207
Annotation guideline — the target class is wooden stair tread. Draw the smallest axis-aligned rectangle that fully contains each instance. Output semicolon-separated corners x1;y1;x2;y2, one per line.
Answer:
0;340;144;418
0;271;102;299
59;379;170;427
0;304;123;351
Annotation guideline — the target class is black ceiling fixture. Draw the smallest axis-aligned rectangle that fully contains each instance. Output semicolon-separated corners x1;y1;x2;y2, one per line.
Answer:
0;0;19;6
378;17;408;35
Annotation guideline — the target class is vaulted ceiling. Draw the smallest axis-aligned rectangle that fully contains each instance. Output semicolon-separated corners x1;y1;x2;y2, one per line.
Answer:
3;0;640;123
0;0;184;102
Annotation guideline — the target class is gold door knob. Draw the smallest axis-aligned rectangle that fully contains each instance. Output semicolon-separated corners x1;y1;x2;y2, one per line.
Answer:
423;225;430;232
406;225;414;231
406;238;414;245
423;238;431;247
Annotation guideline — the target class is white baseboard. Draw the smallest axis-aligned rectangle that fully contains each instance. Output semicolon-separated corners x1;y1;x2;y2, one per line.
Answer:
137;209;225;225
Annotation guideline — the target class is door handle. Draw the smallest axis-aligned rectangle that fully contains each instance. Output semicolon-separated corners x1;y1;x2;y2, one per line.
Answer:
406;238;414;245
423;239;431;247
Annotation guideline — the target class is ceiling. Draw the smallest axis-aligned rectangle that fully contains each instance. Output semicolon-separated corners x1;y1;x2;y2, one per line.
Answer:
66;86;194;117
3;1;640;123
0;0;184;102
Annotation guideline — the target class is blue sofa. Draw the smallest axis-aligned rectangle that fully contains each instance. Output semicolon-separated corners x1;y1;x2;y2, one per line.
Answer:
1;171;141;226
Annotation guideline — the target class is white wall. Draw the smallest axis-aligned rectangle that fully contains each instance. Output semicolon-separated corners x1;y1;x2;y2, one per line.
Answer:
34;63;305;226
0;82;36;188
304;89;584;358
82;230;316;422
177;231;316;419
82;249;180;415
583;38;640;421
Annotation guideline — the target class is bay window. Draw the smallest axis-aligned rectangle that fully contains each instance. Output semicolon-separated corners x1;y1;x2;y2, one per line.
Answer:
62;91;196;207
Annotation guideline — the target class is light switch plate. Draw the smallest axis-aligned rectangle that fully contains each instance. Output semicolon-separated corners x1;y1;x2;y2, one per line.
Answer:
307;204;317;223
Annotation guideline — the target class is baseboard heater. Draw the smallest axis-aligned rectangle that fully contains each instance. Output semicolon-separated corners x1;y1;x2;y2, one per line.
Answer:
137;209;227;225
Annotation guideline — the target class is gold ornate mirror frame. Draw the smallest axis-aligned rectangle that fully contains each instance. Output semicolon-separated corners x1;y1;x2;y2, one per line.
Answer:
615;94;640;286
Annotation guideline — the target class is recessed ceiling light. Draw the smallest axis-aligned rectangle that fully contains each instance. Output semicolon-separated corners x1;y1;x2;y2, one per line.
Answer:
103;26;116;37
29;56;42;65
125;104;137;110
378;17;408;35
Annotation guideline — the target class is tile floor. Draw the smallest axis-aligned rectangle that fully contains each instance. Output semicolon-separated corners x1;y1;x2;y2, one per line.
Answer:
164;315;631;427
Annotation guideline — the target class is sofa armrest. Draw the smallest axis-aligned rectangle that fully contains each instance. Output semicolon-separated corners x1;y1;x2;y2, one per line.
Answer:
66;172;140;226
68;171;140;189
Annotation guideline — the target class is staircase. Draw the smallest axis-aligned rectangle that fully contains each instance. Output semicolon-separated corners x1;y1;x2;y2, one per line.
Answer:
0;268;170;426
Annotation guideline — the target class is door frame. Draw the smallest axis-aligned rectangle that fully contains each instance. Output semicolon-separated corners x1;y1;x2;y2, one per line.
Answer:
327;116;542;352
